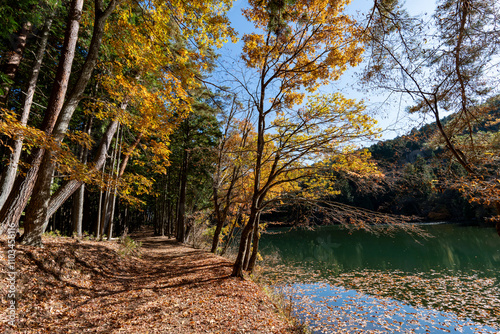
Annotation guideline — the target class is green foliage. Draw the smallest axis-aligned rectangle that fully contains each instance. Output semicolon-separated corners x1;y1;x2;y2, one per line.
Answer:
44;229;62;237
0;0;43;40
203;225;217;240
118;236;142;258
264;0;297;36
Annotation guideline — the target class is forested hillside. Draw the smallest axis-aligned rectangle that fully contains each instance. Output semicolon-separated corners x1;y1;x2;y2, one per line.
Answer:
333;98;500;221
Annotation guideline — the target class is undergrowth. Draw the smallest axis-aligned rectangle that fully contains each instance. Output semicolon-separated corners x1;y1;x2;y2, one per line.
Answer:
118;236;142;257
259;283;311;334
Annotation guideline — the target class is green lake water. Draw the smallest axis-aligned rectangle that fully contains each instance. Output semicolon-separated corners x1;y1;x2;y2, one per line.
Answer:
259;223;500;333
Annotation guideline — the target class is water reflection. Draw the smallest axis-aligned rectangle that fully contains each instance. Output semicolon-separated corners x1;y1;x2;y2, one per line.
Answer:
281;282;499;334
259;223;500;332
261;223;500;275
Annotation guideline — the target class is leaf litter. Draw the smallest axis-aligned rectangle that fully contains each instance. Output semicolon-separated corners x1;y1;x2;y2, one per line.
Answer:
260;261;500;333
0;231;298;333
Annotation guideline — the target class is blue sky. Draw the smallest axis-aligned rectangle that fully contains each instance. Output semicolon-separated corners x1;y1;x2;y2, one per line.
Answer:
219;0;438;142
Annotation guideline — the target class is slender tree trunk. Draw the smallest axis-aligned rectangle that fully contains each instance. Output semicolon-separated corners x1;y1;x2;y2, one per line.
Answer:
106;192;117;239
116;132;142;178
72;184;85;237
176;148;188;243
71;116;92;238
100;191;110;239
166;171;172;237
16;0;121;245
154;197;160;235
232;98;266;277
100;123;118;239
123;206;128;236
154;199;158;235
0;10;56;211
167;198;173;237
163;201;167;236
242;223;254;270
232;209;257;277
96;177;104;238
115;197;123;236
220;207;240;256
0;0;84;238
106;128;122;240
210;168;239;253
247;212;261;272
211;188;224;253
0;21;32;105
101;123;119;238
160;188;166;236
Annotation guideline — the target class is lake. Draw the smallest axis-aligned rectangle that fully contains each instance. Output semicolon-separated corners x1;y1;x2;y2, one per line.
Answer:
259;223;500;333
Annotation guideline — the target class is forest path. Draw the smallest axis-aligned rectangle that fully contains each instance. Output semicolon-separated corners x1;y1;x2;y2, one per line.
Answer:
0;230;295;333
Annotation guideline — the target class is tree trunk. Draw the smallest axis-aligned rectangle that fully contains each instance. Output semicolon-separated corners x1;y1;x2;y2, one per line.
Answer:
176;148;188;243
72;185;85;237
0;0;84;236
0;10;55;210
211;171;239;254
100;127;117;239
106;167;120;240
96;183;104;239
116;132;142;178
0;21;32;105
100;190;111;239
247;212;261;272
71;116;91;238
17;0;121;245
123;206;128;236
104;123;121;239
167;198;173;238
211;188;224;253
21;167;56;246
242;223;254;270
220;207;240;256
232;208;257;277
106;192;117;239
160;190;166;236
232;94;266;277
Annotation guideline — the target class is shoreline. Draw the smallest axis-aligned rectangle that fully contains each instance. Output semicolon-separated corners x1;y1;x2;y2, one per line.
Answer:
0;232;302;333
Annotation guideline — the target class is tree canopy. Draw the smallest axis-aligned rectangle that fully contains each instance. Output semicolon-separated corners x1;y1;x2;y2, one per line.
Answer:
0;0;499;276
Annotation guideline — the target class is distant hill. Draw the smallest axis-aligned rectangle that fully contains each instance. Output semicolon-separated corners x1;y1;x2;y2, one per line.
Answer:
358;96;500;220
265;97;500;226
369;97;500;167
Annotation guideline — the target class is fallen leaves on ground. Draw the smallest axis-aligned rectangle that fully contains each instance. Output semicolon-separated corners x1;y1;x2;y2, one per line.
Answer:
0;230;297;333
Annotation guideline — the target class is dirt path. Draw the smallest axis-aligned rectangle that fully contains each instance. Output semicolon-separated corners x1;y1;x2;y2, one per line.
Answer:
0;230;297;333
